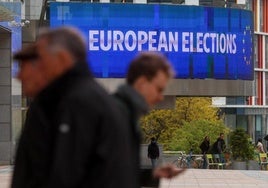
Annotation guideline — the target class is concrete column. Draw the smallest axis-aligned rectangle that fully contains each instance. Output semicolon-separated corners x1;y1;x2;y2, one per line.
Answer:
0;28;12;165
252;115;256;143
25;0;43;20
262;114;266;136
247;115;254;138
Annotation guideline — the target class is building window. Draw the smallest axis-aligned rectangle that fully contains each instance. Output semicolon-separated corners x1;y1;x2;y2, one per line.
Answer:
254;35;258;68
266;36;268;69
111;0;133;3
255;115;262;142
147;0;172;4
237;115;248;131
226;97;247;105
266;73;268;105
70;0;100;2
259;0;263;32
255;71;259;104
246;0;253;11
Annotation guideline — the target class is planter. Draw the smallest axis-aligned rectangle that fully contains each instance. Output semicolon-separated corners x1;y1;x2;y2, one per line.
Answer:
230;128;255;168
232;161;247;170
224;152;231;162
247;160;260;170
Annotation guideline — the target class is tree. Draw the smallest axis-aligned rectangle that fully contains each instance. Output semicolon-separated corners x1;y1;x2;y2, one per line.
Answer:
168;120;229;153
141;108;177;144
140;97;227;151
174;97;221;123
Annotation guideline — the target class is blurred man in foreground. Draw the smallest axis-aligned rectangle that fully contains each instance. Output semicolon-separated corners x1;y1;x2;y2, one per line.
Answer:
12;27;135;188
114;52;186;188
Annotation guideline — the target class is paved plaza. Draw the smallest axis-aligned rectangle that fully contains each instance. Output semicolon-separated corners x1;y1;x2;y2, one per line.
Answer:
1;165;268;188
0;166;11;188
161;169;268;188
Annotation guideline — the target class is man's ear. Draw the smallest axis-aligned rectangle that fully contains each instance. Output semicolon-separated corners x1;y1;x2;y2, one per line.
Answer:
56;50;74;70
133;76;148;92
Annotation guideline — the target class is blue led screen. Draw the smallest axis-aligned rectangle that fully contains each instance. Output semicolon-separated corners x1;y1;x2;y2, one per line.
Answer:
50;3;253;80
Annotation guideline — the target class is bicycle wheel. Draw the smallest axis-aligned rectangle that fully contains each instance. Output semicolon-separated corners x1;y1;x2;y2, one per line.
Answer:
195;158;204;169
179;159;188;168
172;159;180;168
191;160;200;168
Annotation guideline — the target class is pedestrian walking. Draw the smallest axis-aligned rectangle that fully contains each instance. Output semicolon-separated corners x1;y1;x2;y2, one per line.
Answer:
199;136;210;169
212;133;226;163
113;52;185;188
148;137;160;168
11;26;134;188
256;138;265;153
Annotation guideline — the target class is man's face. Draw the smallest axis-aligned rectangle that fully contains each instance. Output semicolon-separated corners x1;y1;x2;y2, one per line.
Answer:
17;59;45;97
36;39;58;82
36;38;75;83
139;70;169;107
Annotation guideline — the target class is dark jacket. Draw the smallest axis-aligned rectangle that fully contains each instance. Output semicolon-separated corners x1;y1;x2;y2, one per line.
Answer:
113;84;149;188
212;138;225;154
12;63;134;188
148;141;160;159
199;140;210;154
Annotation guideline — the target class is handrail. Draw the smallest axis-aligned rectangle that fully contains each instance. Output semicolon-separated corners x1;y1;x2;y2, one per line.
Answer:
163;151;203;157
163;151;186;154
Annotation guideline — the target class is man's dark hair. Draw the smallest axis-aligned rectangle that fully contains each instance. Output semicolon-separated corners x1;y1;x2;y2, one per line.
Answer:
126;52;173;85
38;27;87;63
13;44;38;61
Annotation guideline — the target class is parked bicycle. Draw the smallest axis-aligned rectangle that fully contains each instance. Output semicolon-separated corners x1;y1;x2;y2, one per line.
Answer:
172;151;204;169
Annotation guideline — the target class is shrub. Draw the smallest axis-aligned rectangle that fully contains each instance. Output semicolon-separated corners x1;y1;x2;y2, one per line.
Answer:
229;128;254;161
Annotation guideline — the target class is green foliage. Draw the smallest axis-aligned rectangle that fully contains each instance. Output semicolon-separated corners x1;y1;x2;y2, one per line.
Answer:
140;97;228;152
168;120;229;153
174;97;221;123
141;109;177;145
229;128;255;161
